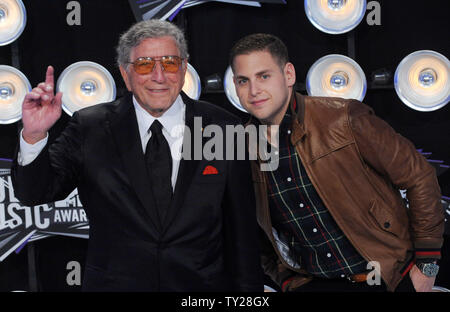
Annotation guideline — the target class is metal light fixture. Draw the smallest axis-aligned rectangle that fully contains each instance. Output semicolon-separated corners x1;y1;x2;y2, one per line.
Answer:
394;50;449;112
223;65;247;113
304;0;367;34
56;61;116;116
371;68;392;86
0;64;30;124
182;63;201;100
306;54;367;101
0;0;26;46
203;73;223;93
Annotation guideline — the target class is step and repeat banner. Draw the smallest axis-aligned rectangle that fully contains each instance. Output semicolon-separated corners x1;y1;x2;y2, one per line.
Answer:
0;159;88;263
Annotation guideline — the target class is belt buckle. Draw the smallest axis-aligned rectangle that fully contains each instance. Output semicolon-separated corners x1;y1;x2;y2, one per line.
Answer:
347;272;368;283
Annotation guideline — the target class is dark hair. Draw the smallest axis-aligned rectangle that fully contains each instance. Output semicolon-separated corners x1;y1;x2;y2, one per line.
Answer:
229;33;289;70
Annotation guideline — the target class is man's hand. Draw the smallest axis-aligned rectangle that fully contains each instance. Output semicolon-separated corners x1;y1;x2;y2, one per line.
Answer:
22;65;63;144
409;264;436;292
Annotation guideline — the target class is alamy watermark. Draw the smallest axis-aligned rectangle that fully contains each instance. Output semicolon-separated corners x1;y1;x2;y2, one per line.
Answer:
65;1;381;27
366;1;381;26
166;117;280;171
366;261;382;286
66;1;81;26
66;260;81;286
64;260;383;287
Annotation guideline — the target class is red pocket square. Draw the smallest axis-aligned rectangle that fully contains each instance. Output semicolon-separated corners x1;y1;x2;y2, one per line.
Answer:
202;165;219;175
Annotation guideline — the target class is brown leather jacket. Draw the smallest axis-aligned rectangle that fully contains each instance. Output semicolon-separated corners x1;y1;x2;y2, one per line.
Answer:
249;92;444;292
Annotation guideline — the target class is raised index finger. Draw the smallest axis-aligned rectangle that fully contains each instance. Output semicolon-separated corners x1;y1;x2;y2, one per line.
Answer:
45;65;55;88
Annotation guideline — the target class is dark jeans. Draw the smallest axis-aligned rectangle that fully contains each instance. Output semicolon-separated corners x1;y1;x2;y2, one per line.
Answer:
291;274;416;292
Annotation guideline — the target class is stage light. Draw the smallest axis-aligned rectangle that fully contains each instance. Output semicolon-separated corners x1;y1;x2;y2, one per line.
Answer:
56;61;116;116
0;0;26;46
0;65;30;124
304;0;367;34
223;65;247;113
182;63;201;100
306;54;367;101
394;50;449;112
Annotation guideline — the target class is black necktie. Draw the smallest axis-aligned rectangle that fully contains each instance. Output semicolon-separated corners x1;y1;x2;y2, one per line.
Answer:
145;120;173;223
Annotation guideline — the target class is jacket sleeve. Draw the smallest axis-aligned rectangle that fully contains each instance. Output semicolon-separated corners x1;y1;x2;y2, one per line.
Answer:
11;112;84;206
348;100;445;261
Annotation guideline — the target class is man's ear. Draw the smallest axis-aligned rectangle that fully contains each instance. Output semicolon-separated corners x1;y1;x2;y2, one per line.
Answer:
179;60;188;87
284;62;296;88
119;65;132;91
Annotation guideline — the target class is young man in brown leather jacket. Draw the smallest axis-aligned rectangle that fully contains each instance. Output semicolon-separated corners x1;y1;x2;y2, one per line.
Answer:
229;33;445;292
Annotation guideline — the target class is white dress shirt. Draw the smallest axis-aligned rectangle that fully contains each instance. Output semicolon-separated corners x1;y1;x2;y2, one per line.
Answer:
18;95;186;190
132;95;185;189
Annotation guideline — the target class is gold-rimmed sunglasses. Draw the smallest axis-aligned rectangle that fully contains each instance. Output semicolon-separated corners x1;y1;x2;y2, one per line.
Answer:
128;56;183;74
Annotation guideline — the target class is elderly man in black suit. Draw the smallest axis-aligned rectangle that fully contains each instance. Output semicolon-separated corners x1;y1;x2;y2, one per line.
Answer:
11;19;263;292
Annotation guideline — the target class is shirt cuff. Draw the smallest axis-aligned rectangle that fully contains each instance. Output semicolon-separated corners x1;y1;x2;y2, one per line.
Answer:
18;130;48;166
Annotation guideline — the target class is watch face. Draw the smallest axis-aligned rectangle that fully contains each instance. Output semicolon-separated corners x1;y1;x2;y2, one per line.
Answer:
421;263;439;277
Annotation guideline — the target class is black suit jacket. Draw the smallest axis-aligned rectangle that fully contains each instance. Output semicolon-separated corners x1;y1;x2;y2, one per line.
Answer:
12;92;263;292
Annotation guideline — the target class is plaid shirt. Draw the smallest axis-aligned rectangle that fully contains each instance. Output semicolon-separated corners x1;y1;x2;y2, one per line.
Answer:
267;113;368;279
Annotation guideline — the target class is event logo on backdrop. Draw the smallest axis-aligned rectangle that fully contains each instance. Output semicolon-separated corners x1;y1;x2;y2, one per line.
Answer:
128;0;188;21
127;0;287;21
0;159;89;262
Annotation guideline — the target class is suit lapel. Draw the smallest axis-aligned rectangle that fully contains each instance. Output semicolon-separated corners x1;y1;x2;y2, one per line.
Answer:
161;94;207;235
107;94;163;233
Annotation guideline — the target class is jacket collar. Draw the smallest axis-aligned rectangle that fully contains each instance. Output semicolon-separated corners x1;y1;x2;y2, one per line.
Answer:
244;90;307;145
290;91;306;146
107;93;163;232
106;91;206;235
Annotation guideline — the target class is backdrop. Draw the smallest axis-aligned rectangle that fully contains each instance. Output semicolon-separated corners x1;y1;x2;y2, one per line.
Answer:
0;0;448;291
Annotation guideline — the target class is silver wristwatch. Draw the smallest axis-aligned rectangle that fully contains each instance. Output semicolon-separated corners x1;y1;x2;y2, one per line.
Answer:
417;262;439;277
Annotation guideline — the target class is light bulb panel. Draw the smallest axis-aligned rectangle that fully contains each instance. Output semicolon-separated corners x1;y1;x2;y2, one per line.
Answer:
306;54;367;101
57;61;116;116
304;0;367;34
394;50;449;112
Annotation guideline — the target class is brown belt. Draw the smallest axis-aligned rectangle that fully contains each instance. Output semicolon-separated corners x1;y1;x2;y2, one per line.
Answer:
347;272;370;283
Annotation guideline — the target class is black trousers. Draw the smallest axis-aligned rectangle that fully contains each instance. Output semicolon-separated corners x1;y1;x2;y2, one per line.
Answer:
291;274;416;292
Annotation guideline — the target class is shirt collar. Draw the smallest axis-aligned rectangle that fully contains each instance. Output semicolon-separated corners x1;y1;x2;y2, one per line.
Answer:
279;111;292;132
133;95;185;139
